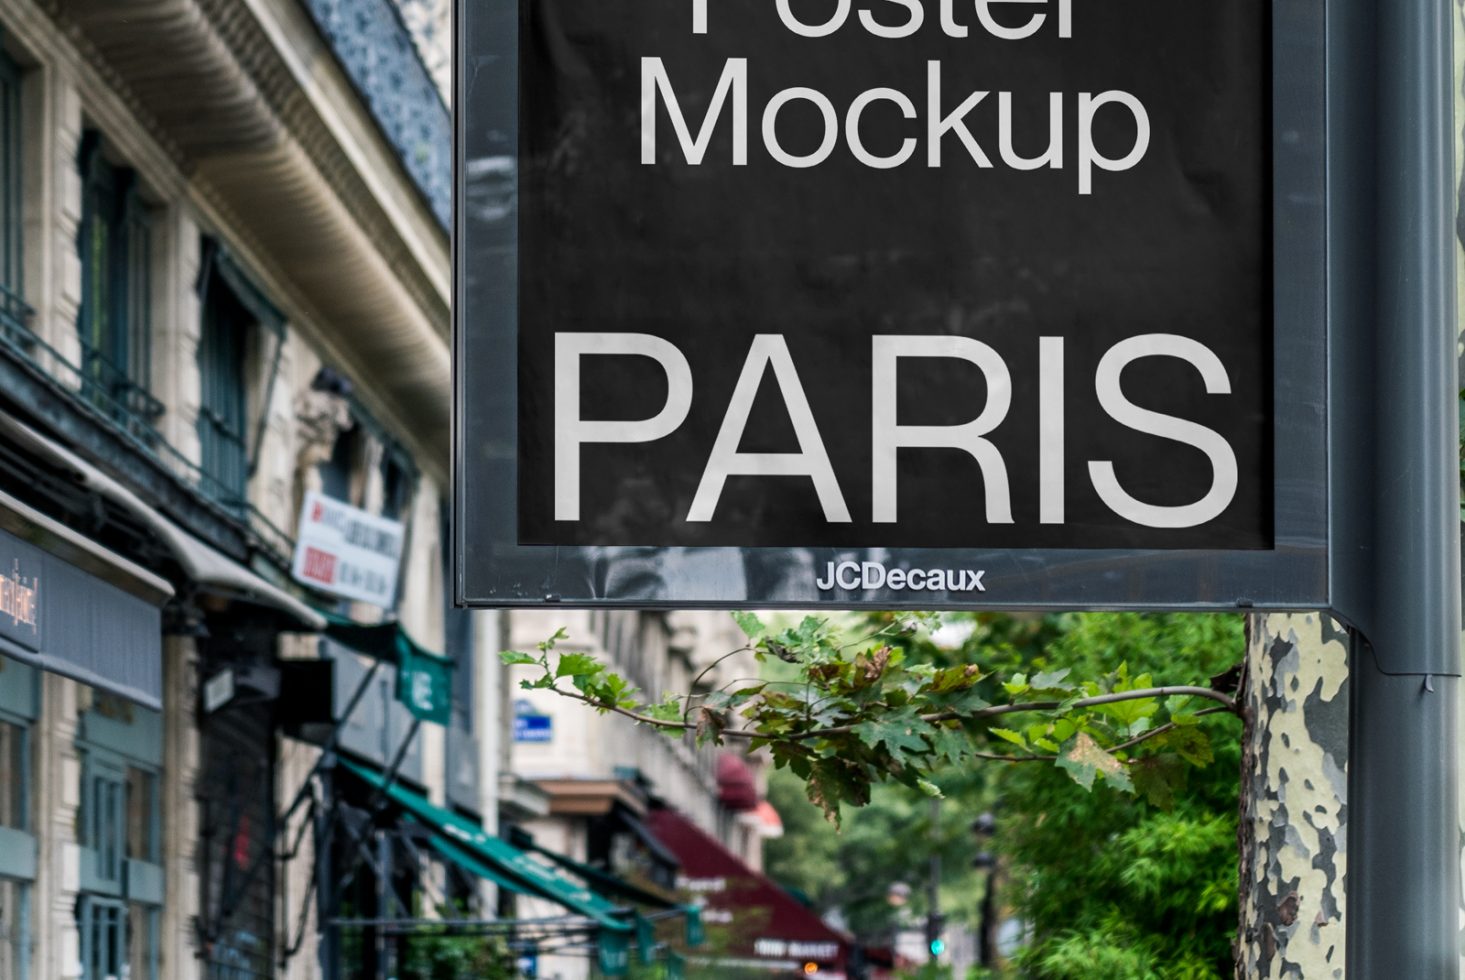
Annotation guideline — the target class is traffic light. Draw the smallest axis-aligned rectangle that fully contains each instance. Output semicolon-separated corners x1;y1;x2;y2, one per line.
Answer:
925;912;947;958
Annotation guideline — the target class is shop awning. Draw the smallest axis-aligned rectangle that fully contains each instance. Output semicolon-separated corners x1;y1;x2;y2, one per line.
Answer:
0;413;324;631
338;758;632;933
507;825;680;910
0;491;170;708
647;808;852;971
619;808;683;873
322;613;439;666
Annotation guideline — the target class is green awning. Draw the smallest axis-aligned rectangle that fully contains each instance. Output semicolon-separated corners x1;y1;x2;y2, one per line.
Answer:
338;759;631;932
424;832;529;898
323;613;454;724
323;612;446;667
507;827;679;910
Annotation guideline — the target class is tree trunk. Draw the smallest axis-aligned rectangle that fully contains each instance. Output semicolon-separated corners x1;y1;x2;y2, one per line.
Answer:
1236;613;1349;979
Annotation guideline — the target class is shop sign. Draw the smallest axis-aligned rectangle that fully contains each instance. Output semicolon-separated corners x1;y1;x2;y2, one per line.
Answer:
0;554;40;653
456;0;1329;609
0;524;162;707
754;939;840;962
291;491;404;608
203;668;236;714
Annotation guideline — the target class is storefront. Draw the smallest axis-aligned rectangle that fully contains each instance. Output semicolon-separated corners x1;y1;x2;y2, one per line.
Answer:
0;482;173;980
647;808;856;979
0;411;320;980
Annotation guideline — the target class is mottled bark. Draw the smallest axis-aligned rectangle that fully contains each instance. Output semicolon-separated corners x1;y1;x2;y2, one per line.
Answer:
1237;613;1349;980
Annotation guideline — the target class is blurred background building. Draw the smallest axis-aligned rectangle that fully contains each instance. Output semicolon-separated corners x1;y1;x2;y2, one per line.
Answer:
0;0;799;978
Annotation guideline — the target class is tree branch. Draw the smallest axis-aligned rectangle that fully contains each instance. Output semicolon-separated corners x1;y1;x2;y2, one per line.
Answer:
683;646;754;722
544;681;1237;744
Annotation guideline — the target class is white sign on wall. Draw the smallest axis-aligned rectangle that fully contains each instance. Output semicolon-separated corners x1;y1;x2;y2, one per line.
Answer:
291;490;405;608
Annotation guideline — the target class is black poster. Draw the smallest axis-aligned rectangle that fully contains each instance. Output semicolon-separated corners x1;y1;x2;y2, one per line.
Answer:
515;0;1270;550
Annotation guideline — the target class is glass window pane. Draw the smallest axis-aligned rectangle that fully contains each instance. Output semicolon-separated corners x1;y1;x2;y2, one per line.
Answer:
0;877;29;980
0;721;24;831
126;904;155;980
124;768;155;863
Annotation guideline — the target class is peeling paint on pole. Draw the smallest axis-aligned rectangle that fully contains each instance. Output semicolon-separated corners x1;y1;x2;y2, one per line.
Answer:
1238;613;1349;979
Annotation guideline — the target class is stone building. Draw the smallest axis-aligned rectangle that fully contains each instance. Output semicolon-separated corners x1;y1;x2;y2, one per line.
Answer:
0;0;480;977
0;1;788;978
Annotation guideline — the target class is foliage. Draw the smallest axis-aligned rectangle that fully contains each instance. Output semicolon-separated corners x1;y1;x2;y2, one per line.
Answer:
763;769;987;939
996;613;1244;979
399;920;516;980
503;613;1240;824
758;612;1244;978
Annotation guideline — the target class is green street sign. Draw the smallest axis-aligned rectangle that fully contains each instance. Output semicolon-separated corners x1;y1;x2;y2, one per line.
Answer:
395;644;453;725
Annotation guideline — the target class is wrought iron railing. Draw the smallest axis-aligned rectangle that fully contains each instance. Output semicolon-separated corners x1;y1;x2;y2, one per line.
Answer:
0;306;296;572
76;339;165;444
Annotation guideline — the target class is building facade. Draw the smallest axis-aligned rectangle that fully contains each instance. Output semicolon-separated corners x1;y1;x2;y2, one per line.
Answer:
0;0;471;977
0;1;796;978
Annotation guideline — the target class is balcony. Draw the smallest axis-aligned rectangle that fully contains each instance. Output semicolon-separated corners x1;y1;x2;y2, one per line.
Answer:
0;291;294;572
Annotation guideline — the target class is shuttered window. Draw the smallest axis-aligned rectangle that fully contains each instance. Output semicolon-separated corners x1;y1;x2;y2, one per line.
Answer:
76;133;157;437
197;260;250;506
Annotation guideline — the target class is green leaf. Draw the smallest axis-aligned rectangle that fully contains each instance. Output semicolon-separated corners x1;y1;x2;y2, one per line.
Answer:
1149;725;1214;767
499;651;539;666
927;726;969;764
1002;673;1030;697
1056;733;1134;793
536;627;569;652
732;611;766;639
926;664;983;693
851;718;931;761
642;694;685;725
1030;668;1072;690
917;778;943;798
990;727;1027;748
1129;754;1188;810
555;652;601;679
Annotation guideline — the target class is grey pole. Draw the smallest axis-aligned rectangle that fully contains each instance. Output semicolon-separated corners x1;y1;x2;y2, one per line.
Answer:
1330;0;1461;972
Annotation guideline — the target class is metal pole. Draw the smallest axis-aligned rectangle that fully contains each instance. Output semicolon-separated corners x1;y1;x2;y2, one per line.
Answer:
317;762;341;980
1333;0;1460;971
926;797;940;963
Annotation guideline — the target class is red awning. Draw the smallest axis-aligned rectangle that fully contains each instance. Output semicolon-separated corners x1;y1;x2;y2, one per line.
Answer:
716;753;760;811
647;807;852;973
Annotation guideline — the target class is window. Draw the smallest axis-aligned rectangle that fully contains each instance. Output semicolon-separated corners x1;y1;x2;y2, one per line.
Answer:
319;424;360;505
80;753;126;888
380;452;412;523
197;260;250;505
124;766;159;865
77;743;161;980
0;45;24;341
0;718;25;832
127;903;158;980
0;876;29;980
77;132;156;435
77;897;123;980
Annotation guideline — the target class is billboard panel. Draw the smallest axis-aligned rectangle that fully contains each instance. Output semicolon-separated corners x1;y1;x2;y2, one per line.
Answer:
455;0;1328;609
